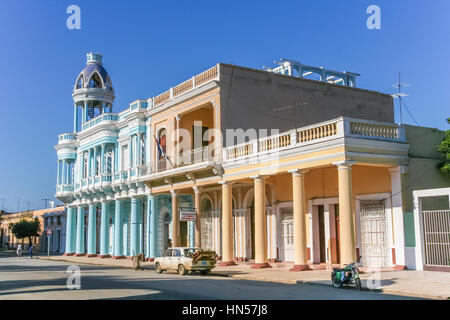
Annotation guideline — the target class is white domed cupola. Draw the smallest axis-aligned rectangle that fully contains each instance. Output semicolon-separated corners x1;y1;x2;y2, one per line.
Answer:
72;52;115;132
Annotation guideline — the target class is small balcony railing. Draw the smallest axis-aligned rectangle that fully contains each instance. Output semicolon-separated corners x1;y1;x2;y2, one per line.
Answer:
81;113;119;131
153;145;216;173
57;133;77;144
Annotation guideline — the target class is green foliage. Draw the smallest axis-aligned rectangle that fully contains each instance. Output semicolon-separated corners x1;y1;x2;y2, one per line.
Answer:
10;218;41;242
437;118;450;176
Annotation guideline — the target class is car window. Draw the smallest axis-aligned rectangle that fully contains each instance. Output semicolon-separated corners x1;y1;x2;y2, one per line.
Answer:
173;249;181;257
165;249;172;257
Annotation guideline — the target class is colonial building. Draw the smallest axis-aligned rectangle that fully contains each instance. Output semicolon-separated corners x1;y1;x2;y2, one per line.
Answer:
33;206;67;254
57;54;414;270
1;210;36;250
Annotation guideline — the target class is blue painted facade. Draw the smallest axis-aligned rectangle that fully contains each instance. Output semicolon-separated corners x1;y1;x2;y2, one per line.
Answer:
55;53;197;259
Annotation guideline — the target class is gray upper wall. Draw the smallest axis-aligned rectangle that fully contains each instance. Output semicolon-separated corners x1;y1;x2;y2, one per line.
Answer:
218;63;394;141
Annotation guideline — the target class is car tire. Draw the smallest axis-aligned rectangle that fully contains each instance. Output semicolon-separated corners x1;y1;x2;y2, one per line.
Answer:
200;270;210;276
178;264;186;276
155;263;163;274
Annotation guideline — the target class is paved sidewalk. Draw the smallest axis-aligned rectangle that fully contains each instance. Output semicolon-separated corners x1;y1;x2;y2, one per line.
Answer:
36;255;450;300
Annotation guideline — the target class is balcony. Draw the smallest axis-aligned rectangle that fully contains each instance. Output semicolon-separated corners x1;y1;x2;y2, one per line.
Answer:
81;113;118;131
57;133;77;145
151;145;218;174
149;65;219;109
55;184;75;202
223;117;406;163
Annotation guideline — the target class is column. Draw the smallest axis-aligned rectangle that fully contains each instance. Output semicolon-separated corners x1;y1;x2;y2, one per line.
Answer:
194;187;201;248
251;176;271;269
148;195;158;259
66;161;71;184
129;135;133;169
113;199;125;259
175;115;181;165
101;143;106;174
80;152;84;179
93;147;98;176
83;101;88;123
130;197;139;256
73;104;78;132
64;206;76;255
114;143;119;172
99;201;110;257
88;149;92;177
75;206;85;256
171;191;179;247
56;160;61;185
389;166;407;269
220;181;236;266
136;133;141;166
289;169;311;271
87;203;97;257
336;161;356;266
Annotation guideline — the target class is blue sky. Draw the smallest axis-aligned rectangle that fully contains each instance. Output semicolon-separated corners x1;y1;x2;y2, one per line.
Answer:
0;0;449;211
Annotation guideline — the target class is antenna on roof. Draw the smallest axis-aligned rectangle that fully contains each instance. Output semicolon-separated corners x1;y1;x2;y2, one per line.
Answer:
391;72;410;125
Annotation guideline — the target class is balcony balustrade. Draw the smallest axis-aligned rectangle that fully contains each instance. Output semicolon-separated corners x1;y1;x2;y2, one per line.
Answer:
223;117;405;162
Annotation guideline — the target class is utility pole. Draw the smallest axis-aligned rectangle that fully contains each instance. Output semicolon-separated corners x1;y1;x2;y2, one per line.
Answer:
0;197;5;210
42;198;51;209
27;201;31;212
16;197;20;212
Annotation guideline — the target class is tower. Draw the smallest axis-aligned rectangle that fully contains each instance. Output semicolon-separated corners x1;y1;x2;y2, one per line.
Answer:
72;52;115;132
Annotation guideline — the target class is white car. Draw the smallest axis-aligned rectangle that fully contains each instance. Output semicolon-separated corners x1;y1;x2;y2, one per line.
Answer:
154;247;217;275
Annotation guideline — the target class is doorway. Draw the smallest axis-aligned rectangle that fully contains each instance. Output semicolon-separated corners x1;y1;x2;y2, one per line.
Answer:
334;204;341;264
250;200;255;259
360;200;388;268
180;221;188;246
280;208;294;262
163;212;171;253
318;205;326;263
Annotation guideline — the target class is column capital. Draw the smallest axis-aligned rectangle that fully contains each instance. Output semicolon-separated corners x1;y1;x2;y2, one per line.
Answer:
333;161;355;169
250;175;268;181
175;114;182;121
288;169;309;176
170;189;178;197
388;165;408;175
192;186;202;194
218;180;233;185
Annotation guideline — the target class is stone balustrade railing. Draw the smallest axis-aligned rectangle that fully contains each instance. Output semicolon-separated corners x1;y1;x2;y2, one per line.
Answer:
223;117;405;161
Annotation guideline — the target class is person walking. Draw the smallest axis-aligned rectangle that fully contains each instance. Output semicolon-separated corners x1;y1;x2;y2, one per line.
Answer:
16;244;22;257
29;244;34;259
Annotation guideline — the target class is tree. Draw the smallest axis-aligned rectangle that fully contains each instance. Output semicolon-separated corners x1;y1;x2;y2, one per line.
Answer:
10;218;41;246
438;118;450;176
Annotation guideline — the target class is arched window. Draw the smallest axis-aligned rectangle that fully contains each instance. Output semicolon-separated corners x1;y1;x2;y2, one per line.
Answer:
88;72;102;88
106;148;113;174
76;75;84;89
158;129;166;159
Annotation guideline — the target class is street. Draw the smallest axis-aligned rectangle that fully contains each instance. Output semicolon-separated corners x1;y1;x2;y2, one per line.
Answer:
0;255;421;300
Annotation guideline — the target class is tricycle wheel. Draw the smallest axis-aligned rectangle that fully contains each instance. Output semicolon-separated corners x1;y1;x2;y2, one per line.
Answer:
332;276;343;288
355;278;362;291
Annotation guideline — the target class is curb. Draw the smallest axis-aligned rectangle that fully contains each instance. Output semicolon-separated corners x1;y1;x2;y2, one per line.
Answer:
35;256;152;270
35;256;448;300
226;274;448;300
